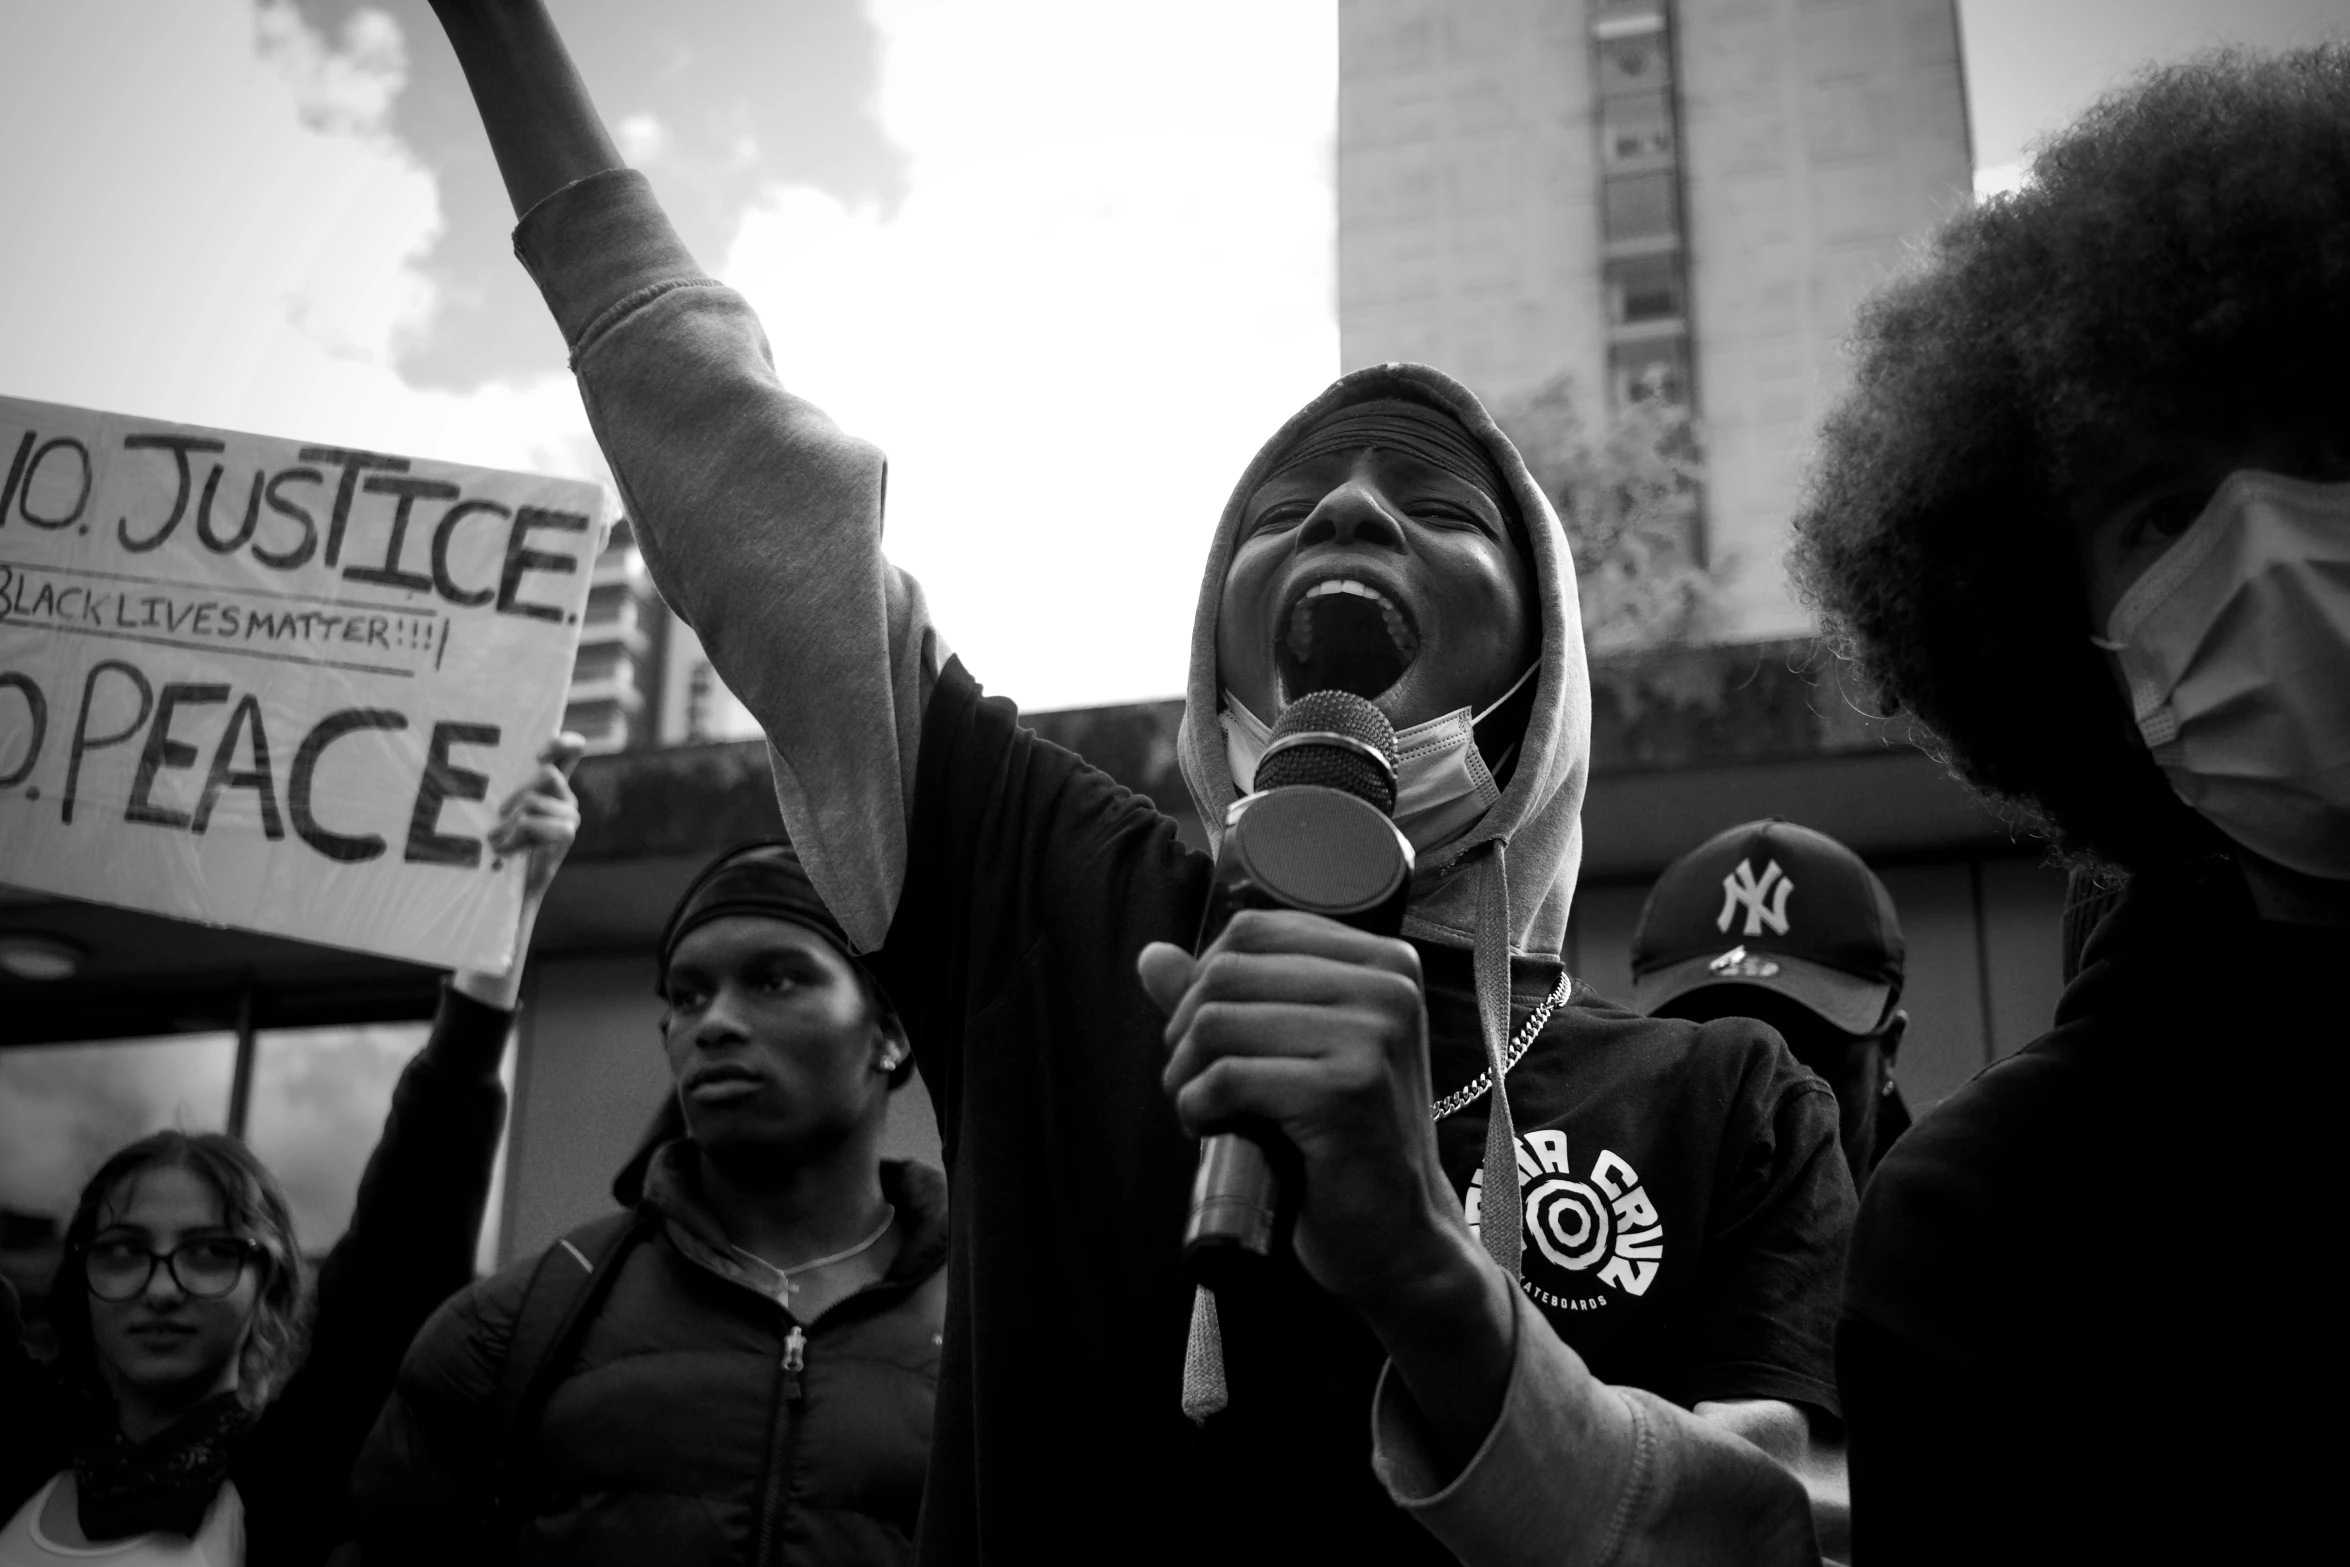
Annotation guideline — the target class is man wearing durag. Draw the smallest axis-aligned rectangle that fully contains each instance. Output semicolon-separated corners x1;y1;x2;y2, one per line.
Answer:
418;4;1856;1562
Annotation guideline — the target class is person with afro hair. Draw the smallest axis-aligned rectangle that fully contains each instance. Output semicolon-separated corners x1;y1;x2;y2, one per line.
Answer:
1790;44;2349;1565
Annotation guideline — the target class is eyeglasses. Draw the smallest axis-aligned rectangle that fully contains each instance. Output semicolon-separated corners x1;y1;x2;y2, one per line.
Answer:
80;1238;262;1302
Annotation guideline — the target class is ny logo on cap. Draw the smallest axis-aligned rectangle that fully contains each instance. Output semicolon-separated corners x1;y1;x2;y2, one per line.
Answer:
1718;859;1793;937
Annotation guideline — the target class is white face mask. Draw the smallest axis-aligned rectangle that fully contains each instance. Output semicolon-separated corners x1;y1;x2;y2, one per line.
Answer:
1221;664;1537;854
2092;470;2350;880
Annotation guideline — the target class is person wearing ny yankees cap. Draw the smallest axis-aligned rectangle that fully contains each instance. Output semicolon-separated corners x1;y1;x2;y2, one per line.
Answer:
1631;820;1913;1184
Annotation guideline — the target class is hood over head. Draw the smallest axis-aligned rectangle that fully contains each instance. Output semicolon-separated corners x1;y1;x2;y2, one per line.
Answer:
1168;363;1593;1409
1169;361;1592;1399
1177;362;1592;960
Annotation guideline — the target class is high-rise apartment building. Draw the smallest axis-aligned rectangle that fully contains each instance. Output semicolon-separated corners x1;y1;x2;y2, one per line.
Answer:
1338;0;1972;636
564;520;667;754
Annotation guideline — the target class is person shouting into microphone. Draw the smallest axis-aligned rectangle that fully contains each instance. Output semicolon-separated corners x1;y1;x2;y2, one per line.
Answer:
415;4;1853;1561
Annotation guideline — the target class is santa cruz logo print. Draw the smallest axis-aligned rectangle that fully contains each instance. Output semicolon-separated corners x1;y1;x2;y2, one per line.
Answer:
1465;1129;1665;1312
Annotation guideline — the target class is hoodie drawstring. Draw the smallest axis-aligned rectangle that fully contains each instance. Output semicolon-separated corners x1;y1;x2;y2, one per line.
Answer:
1181;1284;1228;1423
1181;839;1524;1424
1472;841;1522;1279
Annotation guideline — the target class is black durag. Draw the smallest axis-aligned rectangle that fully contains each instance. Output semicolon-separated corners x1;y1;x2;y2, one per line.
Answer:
655;839;858;987
619;839;897;1203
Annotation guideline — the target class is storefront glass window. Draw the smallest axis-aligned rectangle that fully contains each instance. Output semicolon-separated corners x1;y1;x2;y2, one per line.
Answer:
243;1022;426;1253
1;1015;508;1289
245;1021;512;1270
0;1034;237;1223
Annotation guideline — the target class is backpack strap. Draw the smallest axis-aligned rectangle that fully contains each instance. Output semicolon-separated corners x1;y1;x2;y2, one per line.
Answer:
483;1206;658;1541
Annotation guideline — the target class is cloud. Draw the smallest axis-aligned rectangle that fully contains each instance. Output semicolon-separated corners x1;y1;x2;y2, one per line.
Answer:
0;0;1337;712
613;112;668;166
256;0;1340;704
712;0;1339;707
255;0;404;138
0;1;603;484
1973;160;2029;201
276;0;907;391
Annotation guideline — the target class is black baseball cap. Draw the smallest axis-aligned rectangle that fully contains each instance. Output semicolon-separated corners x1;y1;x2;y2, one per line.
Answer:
1630;819;1904;1035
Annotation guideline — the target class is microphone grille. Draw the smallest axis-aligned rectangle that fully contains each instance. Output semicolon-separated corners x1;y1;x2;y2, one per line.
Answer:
1256;690;1400;814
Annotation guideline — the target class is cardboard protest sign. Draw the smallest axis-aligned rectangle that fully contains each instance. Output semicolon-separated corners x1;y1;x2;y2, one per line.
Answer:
0;396;600;971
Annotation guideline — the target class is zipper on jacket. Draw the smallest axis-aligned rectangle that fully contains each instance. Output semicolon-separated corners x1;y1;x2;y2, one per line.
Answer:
752;1323;806;1564
781;1325;807;1401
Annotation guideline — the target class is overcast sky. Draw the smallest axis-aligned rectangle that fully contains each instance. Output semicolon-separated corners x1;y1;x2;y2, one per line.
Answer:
1;0;2341;709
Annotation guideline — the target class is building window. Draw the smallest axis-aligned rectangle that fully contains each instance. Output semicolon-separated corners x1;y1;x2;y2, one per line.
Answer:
1597;33;1671;96
1601;90;1674;166
685;660;715;743
585;581;640;625
1608;254;1685;324
571;643;630;686
1603;171;1679;243
1611;338;1693;405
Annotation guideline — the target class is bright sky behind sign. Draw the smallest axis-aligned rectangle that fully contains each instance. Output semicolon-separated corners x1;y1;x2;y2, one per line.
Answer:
0;0;2341;710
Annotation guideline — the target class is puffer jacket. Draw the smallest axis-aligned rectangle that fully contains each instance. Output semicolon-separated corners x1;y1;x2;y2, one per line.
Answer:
352;1145;947;1566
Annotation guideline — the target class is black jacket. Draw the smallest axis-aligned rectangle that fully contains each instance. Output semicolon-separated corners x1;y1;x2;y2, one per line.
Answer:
352;1149;948;1566
1840;855;2335;1564
0;985;512;1566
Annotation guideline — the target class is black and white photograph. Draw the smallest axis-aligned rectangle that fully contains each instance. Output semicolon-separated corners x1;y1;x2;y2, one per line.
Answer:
1;1;2343;1562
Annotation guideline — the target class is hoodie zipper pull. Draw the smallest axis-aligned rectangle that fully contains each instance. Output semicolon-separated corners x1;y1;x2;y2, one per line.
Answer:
782;1324;807;1401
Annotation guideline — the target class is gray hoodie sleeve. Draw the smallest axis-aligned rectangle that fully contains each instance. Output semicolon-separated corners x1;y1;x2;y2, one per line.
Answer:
512;169;939;951
1370;1291;1820;1567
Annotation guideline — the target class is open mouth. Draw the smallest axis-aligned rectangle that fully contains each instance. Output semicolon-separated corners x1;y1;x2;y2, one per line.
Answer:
1277;577;1421;703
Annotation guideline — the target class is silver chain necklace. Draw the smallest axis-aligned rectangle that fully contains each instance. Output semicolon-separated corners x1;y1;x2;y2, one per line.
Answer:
1432;971;1573;1120
732;1203;896;1298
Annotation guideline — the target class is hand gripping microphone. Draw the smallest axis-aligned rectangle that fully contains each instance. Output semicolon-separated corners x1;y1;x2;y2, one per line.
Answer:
1182;689;1416;1291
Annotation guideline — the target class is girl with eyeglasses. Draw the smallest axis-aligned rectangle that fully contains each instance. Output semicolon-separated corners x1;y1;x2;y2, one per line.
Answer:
0;738;584;1567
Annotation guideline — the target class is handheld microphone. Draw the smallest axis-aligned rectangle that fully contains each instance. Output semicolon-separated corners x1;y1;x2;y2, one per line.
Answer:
1182;689;1415;1291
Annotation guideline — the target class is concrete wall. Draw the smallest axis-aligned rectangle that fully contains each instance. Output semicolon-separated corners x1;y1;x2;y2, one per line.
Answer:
499;950;944;1268
1338;0;1607;402
1567;849;2067;1113
1337;0;1975;640
1679;0;1972;636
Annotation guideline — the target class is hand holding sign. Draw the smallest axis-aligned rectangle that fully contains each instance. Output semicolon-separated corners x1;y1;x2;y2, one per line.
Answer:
488;732;587;902
0;396;601;970
454;732;587;1011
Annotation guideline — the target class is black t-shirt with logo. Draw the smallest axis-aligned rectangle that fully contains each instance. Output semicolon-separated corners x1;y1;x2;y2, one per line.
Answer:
1425;943;1851;1414
874;661;1852;1566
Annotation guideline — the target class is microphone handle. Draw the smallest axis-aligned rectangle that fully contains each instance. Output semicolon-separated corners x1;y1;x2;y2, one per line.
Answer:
1182;871;1290;1289
1186;1129;1283;1290
1180;791;1412;1289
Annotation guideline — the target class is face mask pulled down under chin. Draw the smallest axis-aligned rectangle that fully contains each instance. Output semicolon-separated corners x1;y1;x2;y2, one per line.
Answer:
1221;665;1534;855
2094;470;2350;881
